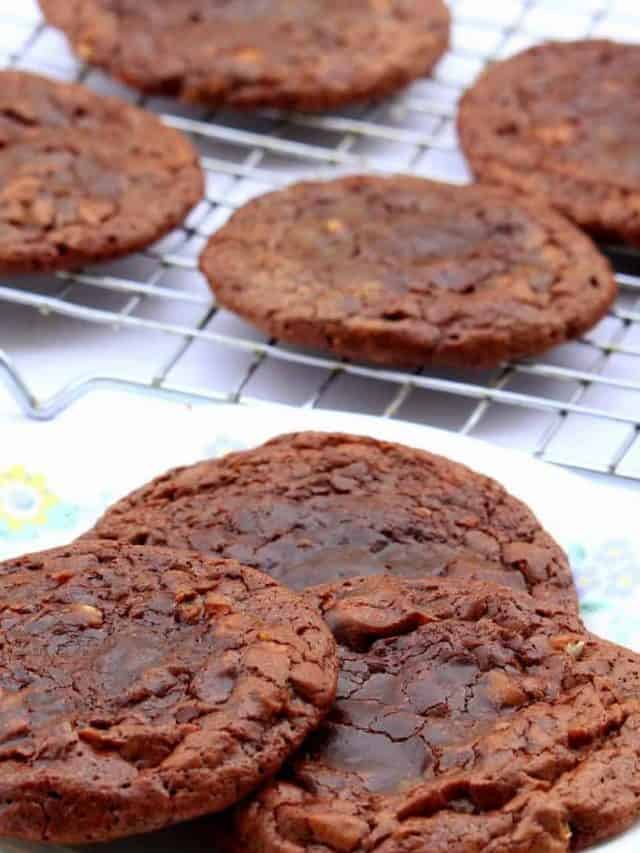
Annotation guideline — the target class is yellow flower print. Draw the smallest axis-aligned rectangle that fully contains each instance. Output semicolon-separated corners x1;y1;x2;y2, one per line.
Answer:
0;466;65;534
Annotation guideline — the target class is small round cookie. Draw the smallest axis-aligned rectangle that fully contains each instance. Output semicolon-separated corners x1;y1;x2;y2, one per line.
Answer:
86;431;578;611
0;542;338;843
459;40;640;247
39;0;451;112
0;71;203;273
234;575;640;853
199;175;616;368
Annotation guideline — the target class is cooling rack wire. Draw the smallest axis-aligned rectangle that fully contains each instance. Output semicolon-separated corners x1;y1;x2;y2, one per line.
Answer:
0;0;639;485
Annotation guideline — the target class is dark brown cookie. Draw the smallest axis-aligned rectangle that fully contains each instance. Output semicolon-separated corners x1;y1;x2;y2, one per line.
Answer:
0;71;203;273
199;175;616;368
234;575;640;853
39;0;451;112
0;541;338;843
86;431;578;611
459;40;640;247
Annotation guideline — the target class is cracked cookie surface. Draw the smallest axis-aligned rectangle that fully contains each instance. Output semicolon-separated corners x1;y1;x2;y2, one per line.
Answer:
200;175;615;368
234;575;640;852
86;431;578;611
39;0;450;112
459;40;640;247
0;541;338;843
0;71;203;273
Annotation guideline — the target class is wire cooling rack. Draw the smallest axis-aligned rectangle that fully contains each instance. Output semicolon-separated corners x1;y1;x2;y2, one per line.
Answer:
0;0;639;485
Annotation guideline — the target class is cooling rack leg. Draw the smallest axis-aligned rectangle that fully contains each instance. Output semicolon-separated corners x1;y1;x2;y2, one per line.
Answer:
0;351;98;421
0;353;235;421
0;350;42;419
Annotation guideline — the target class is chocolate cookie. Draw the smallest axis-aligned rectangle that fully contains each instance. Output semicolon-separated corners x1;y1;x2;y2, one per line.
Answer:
0;71;203;273
199;175;616;368
39;0;451;112
0;541;338;843
234;575;640;852
459;40;640;247
86;431;578;611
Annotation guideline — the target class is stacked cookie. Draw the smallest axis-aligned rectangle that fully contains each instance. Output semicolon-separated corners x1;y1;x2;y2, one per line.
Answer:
1;432;639;852
0;542;338;842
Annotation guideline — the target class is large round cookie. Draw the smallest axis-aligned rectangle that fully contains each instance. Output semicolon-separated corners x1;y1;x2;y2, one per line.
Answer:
0;542;338;843
199;175;616;368
39;0;451;112
459;40;640;247
234;575;640;852
86;431;578;611
0;71;203;273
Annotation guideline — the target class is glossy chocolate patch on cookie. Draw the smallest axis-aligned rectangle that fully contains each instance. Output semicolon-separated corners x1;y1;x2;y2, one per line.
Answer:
234;576;640;852
86;431;578;611
39;0;450;112
0;542;337;843
0;71;203;273
200;175;615;367
459;40;640;246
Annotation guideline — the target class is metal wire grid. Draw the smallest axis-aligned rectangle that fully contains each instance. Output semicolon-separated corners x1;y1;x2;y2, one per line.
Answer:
0;0;639;483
